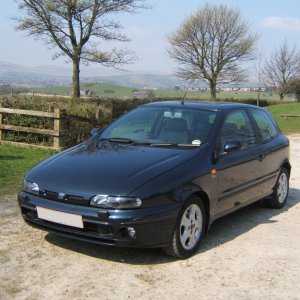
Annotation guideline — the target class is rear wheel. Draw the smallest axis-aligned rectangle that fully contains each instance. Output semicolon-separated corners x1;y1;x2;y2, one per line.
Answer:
265;167;289;209
163;195;206;259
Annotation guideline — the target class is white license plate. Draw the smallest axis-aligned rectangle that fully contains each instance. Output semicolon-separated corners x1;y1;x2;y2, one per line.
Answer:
36;206;83;229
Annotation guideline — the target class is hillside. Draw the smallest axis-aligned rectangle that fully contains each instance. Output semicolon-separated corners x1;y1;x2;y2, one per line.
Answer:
0;61;183;89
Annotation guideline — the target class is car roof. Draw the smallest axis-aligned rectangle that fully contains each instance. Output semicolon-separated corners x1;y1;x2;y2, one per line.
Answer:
143;100;258;111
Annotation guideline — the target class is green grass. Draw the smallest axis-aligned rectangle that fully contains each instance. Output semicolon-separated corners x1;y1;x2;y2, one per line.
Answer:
28;82;298;101
29;83;135;98
29;85;73;95
0;145;56;196
81;83;135;98
267;103;300;134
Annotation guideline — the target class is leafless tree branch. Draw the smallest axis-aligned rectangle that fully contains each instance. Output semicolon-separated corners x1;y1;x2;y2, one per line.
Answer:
15;0;147;97
263;40;300;101
168;3;257;100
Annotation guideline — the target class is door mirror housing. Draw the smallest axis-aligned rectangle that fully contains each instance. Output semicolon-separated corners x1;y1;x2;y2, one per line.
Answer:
224;140;243;153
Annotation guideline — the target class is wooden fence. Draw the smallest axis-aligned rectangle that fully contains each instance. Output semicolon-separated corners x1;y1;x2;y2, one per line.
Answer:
280;114;300;119
0;107;92;151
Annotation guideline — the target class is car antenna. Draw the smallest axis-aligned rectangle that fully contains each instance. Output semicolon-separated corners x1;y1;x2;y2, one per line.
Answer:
181;86;189;105
181;81;194;105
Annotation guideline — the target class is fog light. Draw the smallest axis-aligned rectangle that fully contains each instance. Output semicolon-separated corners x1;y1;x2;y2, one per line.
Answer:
127;227;136;238
18;191;28;201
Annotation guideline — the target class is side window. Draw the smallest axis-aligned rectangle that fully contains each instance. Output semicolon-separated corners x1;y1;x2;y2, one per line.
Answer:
251;110;278;143
218;110;257;153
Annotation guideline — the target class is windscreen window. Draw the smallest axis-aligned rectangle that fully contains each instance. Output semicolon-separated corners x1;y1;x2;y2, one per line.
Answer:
101;106;217;146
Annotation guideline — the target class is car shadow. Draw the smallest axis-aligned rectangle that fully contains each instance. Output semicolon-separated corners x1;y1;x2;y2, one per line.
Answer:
199;187;300;254
45;233;175;265
45;187;300;265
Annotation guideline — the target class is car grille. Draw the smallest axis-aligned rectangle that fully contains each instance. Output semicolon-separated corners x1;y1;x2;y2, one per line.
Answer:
39;190;89;206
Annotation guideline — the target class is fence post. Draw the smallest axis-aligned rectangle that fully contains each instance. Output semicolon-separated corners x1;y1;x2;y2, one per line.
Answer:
53;108;65;149
96;108;103;122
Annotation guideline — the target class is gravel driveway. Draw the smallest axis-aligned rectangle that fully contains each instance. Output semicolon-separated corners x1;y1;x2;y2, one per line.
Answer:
1;135;300;300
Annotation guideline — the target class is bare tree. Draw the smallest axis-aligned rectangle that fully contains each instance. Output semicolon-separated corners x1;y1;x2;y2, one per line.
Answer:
168;3;257;100
15;0;146;97
264;40;300;102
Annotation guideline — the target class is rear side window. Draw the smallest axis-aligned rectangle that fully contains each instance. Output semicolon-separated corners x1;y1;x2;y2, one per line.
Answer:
218;110;257;153
251;110;278;143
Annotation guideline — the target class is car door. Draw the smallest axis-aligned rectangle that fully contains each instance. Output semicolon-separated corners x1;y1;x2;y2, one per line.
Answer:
214;109;262;217
249;108;285;195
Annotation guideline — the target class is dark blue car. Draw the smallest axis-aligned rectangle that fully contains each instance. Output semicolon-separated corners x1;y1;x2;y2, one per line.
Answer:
18;101;291;258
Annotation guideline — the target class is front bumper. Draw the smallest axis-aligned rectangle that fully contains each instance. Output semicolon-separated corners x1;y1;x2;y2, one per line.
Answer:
18;192;180;248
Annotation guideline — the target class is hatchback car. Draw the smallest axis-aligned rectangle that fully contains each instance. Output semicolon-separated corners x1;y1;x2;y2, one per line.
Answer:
18;101;291;258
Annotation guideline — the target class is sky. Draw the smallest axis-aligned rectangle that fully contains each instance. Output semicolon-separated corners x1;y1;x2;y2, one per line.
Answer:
0;0;299;74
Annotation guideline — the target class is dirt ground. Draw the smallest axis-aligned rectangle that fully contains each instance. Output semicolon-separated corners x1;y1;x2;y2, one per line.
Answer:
1;135;300;300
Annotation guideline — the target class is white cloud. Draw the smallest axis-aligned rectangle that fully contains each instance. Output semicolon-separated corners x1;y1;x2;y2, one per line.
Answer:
259;16;300;32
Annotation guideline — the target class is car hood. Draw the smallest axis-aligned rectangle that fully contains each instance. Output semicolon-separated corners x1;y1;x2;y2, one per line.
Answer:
26;139;199;198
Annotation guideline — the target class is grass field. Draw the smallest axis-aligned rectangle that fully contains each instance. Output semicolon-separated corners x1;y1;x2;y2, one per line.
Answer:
267;103;300;134
28;82;298;101
0;145;56;196
29;83;135;98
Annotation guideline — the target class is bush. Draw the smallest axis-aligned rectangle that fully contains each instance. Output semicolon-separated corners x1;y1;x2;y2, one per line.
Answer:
221;98;272;107
0;96;109;147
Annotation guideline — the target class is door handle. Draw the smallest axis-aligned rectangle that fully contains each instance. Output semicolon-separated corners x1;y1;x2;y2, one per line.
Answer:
257;154;266;161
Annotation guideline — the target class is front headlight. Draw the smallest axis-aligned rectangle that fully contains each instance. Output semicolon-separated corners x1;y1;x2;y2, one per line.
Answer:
90;195;142;209
23;180;40;194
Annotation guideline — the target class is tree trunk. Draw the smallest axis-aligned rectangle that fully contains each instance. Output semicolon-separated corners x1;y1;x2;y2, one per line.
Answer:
72;58;80;98
279;93;284;102
209;81;217;101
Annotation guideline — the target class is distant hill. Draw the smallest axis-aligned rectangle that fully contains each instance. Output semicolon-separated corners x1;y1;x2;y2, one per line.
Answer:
0;61;71;85
0;61;184;88
0;61;260;90
84;73;187;89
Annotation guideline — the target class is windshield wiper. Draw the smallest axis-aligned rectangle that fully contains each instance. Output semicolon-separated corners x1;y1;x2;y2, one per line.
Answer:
100;137;151;145
99;138;198;148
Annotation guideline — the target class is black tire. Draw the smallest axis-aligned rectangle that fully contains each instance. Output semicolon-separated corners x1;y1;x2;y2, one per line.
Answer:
265;167;289;209
163;195;206;259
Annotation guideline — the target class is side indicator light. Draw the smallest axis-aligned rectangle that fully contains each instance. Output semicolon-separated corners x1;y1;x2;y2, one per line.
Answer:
211;169;218;175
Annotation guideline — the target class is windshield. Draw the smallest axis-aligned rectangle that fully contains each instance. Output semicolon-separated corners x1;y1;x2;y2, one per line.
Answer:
101;105;217;146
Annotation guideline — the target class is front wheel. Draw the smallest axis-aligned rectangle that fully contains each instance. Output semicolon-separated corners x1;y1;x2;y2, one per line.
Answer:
265;167;289;209
163;195;206;259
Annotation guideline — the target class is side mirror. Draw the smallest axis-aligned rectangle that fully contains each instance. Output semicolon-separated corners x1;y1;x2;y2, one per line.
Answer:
224;140;242;153
91;128;100;137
